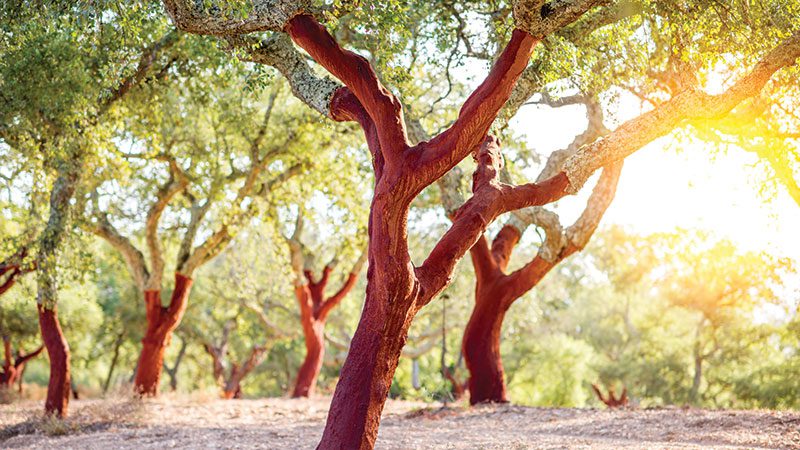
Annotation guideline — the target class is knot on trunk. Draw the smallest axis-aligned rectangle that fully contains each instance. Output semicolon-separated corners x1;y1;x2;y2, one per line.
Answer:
472;135;503;192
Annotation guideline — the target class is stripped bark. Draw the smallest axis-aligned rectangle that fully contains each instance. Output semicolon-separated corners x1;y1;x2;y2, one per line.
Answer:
0;336;43;389
91;101;304;396
37;305;70;416
285;214;366;398
592;383;629;408
159;1;800;446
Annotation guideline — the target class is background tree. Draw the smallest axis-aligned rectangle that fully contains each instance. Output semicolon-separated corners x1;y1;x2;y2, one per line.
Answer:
282;211;367;398
0;1;185;415
86;76;323;395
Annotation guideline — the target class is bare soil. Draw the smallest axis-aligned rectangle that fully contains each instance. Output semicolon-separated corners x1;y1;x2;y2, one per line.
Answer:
1;396;799;449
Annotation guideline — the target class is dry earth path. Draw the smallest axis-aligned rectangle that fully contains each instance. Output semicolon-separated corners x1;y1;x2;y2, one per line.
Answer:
1;396;798;449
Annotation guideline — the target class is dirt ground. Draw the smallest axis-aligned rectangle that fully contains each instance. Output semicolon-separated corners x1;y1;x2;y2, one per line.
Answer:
1;396;799;449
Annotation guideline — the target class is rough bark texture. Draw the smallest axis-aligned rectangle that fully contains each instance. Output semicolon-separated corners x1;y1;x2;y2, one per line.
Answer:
38;305;70;417
134;273;193;396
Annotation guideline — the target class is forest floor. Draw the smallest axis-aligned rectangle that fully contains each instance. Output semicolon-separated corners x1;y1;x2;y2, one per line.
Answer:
1;395;799;449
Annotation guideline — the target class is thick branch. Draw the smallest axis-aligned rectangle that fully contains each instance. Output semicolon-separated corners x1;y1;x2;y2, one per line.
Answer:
468;234;497;281
317;249;367;321
564;162;622;248
227;33;340;117
490;225;523;271
91;213;149;291
514;0;610;39
163;0;310;35
286;15;408;163
419;30;538;184
563;30;800;192
145;159;189;289
99;30;181;116
416;137;570;307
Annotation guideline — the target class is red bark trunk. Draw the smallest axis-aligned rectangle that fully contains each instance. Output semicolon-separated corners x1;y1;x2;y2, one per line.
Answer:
463;286;510;404
291;266;357;398
134;273;192;396
38;305;70;417
592;383;629;408
222;385;241;399
284;13;565;449
462;226;562;405
317;282;415;450
0;338;43;389
292;313;325;398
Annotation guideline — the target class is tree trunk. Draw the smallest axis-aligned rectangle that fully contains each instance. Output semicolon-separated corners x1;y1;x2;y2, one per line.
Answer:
292;319;325;398
690;354;703;404
38;305;70;417
462;281;509;404
165;337;187;392
103;333;124;395
317;236;417;449
17;363;26;394
222;381;242;399
222;385;239;399
134;273;193;396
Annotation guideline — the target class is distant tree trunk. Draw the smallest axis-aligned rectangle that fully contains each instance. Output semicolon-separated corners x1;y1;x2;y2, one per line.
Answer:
690;356;703;404
1;337;44;390
134;273;193;396
462;226;521;405
442;367;468;401
284;221;365;398
463;288;510;404
164;337;187;392
204;322;268;400
102;332;124;395
689;318;710;405
17;363;26;394
292;315;325;398
591;383;628;408
38;305;71;417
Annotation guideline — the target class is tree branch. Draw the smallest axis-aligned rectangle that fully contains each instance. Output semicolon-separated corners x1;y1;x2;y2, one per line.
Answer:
99;30;181;116
286;14;409;165
145;157;189;289
317;249;367;321
163;0;311;36
562;30;800;193
91;212;150;291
